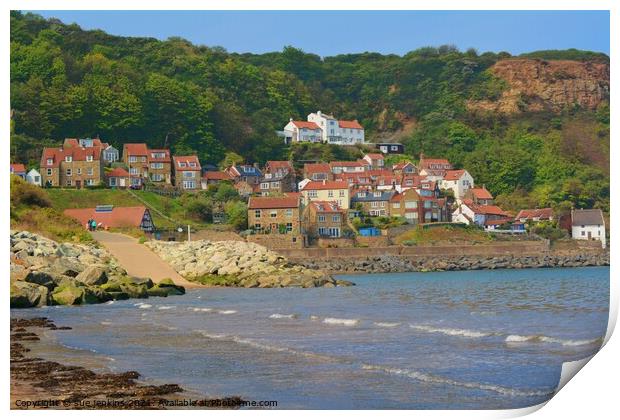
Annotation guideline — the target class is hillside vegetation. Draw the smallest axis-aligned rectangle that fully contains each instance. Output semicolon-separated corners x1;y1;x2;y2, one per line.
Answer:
10;11;609;213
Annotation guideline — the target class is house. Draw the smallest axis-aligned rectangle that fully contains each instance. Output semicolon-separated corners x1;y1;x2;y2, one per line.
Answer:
10;163;27;179
147;149;172;184
329;160;368;175
362;153;385;169
173;155;201;190
234;181;255;198
465;186;494;205
201;171;232;189
248;195;302;236
440;169;474;200
303;163;332;181
260;160;296;195
376;142;404;154
306;111;365;144
282;119;322;143
26;169;42;186
418;154;453;180
392;162;417;176
571;209;606;248
300;180;350;209
302;201;346;239
334;172;372;188
390;188;423;224
350;188;395;217
420;197;448;223
516;208;554;223
40;146;104;188
452;200;510;227
225;164;262;185
122;143;149;187
103;145;119;163
64;205;155;232
106;167;130;188
63;137;108;149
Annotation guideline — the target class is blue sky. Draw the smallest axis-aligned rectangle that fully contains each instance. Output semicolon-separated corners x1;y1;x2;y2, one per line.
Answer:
31;10;609;57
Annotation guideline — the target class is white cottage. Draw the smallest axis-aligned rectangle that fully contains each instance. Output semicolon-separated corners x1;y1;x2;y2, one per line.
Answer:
440;169;474;200
26;169;42;186
571;209;606;248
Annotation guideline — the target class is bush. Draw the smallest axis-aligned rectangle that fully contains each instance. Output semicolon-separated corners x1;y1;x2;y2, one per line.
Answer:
225;200;248;230
11;175;51;209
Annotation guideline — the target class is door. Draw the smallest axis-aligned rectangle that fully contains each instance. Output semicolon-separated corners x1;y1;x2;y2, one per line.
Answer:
75;180;82;189
588;231;592;240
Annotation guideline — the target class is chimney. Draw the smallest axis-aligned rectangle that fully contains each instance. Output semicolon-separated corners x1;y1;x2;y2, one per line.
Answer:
317;110;322;116
323;179;326;185
289;117;293;122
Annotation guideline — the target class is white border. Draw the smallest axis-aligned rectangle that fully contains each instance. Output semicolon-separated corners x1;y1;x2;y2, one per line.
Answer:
2;1;616;420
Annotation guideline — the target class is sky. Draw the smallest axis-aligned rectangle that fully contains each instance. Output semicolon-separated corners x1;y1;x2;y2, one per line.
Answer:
30;10;610;57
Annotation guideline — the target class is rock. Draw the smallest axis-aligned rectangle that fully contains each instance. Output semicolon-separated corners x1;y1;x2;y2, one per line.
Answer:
51;284;85;306
157;278;185;294
323;282;336;288
119;283;149;299
11;281;49;308
84;286;113;304
12;241;31;253
336;280;355;287
51;258;84;277
75;265;108;286
129;277;155;289
56;243;80;258
108;291;130;301
239;278;259;288
24;271;56;290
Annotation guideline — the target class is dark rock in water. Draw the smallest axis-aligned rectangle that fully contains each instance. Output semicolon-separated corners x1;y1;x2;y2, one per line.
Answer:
119;282;149;299
107;291;131;301
336;280;356;287
83;286;113;304
10;281;49;308
130;277;154;289
50;284;85;306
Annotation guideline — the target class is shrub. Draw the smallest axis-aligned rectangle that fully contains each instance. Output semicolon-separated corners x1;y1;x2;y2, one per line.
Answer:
10;175;51;208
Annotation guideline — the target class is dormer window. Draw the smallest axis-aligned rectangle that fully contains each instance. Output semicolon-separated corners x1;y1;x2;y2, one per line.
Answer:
179;162;187;168
374;192;381;198
86;155;93;162
189;162;196;167
46;158;53;165
65;156;72;162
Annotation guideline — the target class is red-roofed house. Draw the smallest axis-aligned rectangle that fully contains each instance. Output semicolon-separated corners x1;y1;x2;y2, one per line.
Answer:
40;146;104;188
64;206;155;232
440;169;474;200
147;149;172;184
516;208;554;223
10;163;27;179
306;111;365;144
106;167;130;188
201;171;233;189
302;201;346;238
465;187;494;205
260;160;296;195
329;160;368;175
452;199;511;227
248;195;302;236
392;161;417;176
418;154;453;180
390;188;423;224
362;153;385;169
123;143;149;187
173;156;201;190
283;118;322;143
303;163;332;181
300;180;350;209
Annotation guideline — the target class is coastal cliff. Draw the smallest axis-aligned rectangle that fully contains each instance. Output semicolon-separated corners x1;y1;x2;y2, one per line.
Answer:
469;58;609;113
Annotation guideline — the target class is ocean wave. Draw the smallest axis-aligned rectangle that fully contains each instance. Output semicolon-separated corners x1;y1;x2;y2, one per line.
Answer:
106;301;115;305
505;335;602;347
269;313;298;319
137;304;152;309
100;321;112;326
409;324;493;338
190;307;213;313
323;318;360;326
157;305;175;310
217;310;237;315
374;322;401;328
361;364;554;398
310;315;320;321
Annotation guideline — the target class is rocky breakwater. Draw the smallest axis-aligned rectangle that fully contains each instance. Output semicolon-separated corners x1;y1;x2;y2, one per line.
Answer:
300;252;610;274
10;231;185;308
145;240;353;288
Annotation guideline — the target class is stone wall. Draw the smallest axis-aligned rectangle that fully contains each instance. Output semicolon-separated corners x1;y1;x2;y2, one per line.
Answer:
317;238;355;248
355;235;389;247
247;233;304;249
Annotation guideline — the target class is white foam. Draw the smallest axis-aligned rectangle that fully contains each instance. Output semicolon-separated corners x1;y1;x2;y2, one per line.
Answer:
310;315;320;321
374;322;401;328
505;334;601;347
106;301;115;305
362;364;554;397
100;321;112;326
218;310;237;315
269;313;298;319
137;304;152;309
409;324;492;338
157;305;175;310
192;307;213;313
323;318;360;326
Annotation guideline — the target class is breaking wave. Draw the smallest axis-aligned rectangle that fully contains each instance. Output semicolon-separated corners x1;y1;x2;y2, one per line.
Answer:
217;310;237;315
323;318;360;326
361;364;555;397
137;304;152;309
409;324;493;338
269;313;298;319
189;307;213;313
157;305;174;310
374;322;401;328
505;335;602;347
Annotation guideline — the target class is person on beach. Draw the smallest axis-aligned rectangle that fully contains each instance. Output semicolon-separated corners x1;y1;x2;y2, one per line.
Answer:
90;219;97;231
86;219;93;231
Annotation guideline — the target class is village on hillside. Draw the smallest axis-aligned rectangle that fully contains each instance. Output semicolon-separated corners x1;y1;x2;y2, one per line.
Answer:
10;110;607;250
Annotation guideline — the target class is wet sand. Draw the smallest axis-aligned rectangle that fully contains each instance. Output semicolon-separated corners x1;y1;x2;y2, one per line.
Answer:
10;317;244;410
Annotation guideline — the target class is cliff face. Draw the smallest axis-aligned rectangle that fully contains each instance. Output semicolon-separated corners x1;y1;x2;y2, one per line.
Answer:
469;59;610;114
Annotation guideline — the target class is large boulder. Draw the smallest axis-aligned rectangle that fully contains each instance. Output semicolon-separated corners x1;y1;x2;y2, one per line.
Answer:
119;282;149;299
10;281;49;308
51;258;85;277
24;271;56;290
75;265;108;286
51;284;85;306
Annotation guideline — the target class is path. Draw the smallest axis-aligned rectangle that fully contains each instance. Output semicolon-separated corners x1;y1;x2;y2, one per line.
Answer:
91;231;201;289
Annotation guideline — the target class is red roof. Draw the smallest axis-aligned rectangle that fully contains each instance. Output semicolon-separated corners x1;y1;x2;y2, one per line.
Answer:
309;201;343;213
147;149;171;163
266;161;293;170
173;155;201;171
419;157;452;170
393;162;415;170
304;163;331;174
484;218;515;226
338;120;363;129
123;143;148;156
64;206;149;229
468;187;493;200
203;171;232;181
40;147;102;168
330;161;366;168
516;208;554;220
473;204;509;216
107;167;129;178
443;169;467;181
301;180;349;191
10;163;26;173
248;196;300;210
291;121;321;130
365;153;384;160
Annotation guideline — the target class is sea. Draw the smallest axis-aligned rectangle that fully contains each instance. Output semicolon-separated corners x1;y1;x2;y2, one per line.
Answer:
12;266;609;409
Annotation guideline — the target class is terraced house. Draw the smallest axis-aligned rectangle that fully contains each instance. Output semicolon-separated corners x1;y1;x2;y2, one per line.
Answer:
173;156;201;190
248;195;302;235
122;143;149;187
40;145;103;188
260;160;296;195
302;201;346;239
300;180;350;209
147;148;172;184
351;187;395;217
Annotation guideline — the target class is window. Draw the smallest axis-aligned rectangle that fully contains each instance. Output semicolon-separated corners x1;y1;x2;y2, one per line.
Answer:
129;156;137;163
424;201;432;209
66;168;72;176
271;182;280;189
332;215;340;222
151;174;163;182
129;168;139;175
86;179;95;186
286;223;293;233
189;162;196;167
46;168;52;176
109;178;117;186
328;190;334;198
391;145;398;151
151;163;164;169
183;171;195;178
308;190;318;198
285;209;293;217
270;211;277;218
86;155;93;162
380;201;386;207
46;158;53;165
183;180;196;189
66;179;72;186
405;201;418;209
581;231;586;236
76;168;82;175
318;215;326;222
392;202;401;209
371;202;379;208
260;183;269;189
151;152;166;159
254;223;261;229
87;167;93;176
179;162;187;168
65;156;72;162
255;210;261;218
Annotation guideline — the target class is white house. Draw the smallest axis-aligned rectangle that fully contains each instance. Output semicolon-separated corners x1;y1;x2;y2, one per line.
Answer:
283;119;322;143
103;145;119;163
307;110;365;145
440;169;474;200
571;209;606;248
26;169;42;186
